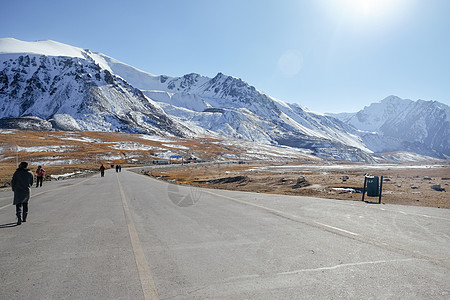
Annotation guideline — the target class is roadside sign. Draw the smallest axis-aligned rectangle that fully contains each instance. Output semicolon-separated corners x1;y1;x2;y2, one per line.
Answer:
362;175;383;204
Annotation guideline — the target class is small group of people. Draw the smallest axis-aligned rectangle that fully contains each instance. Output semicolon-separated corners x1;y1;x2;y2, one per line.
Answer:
11;163;46;225
11;161;125;225
99;164;122;177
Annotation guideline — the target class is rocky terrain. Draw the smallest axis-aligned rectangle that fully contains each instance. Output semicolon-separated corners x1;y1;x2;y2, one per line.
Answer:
1;129;448;209
2;38;449;162
142;162;450;209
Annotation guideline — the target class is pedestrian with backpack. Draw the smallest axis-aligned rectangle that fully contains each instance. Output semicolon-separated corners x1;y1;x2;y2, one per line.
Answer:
36;165;45;187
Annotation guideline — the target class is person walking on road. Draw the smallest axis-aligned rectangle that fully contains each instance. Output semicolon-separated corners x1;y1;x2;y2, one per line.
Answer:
35;165;45;187
99;164;106;177
11;162;34;225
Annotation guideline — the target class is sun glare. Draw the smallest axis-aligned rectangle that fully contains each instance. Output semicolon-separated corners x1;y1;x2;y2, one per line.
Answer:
322;0;409;24
344;0;395;18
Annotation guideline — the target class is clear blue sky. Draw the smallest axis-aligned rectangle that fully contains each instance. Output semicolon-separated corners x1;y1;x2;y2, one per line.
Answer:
1;0;449;113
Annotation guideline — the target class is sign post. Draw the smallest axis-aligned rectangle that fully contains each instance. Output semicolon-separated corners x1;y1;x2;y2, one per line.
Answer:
362;175;383;204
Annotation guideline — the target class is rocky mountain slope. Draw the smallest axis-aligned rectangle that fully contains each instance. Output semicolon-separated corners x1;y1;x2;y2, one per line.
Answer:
1;38;448;161
94;53;373;161
0;39;188;136
330;96;450;157
0;38;375;161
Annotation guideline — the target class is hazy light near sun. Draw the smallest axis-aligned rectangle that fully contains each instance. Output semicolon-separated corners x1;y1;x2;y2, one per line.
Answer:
323;0;409;22
278;50;304;77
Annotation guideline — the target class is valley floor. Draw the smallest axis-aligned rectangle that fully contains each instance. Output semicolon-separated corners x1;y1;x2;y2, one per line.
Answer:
0;130;448;209
141;162;450;209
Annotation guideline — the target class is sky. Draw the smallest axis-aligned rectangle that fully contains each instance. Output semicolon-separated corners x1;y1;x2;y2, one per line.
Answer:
1;0;449;113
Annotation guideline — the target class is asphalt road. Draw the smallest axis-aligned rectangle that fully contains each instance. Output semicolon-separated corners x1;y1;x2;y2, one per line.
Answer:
1;167;449;299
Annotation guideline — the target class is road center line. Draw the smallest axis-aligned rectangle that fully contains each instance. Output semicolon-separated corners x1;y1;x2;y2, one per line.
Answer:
116;174;159;300
204;190;359;236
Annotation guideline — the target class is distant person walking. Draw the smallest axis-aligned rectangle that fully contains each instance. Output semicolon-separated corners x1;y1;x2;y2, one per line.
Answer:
11;162;34;225
99;164;106;177
35;165;45;187
115;164;119;173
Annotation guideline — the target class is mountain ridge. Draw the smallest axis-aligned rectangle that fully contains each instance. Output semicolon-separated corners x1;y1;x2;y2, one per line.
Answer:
1;38;448;161
329;96;450;157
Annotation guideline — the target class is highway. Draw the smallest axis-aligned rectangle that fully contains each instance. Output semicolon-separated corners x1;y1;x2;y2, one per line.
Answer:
1;167;449;299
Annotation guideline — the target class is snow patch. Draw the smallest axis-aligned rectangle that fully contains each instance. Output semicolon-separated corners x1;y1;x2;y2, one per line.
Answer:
109;142;160;151
50;171;83;180
0;38;85;58
161;144;189;150
17;145;76;153
138;135;176;143
60;136;102;143
0;129;16;134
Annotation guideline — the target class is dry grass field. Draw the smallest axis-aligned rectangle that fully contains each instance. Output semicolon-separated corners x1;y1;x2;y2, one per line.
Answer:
1;129;448;209
0;129;239;186
143;162;450;209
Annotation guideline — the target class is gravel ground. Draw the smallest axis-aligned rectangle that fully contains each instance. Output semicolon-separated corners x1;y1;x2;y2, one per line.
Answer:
143;162;450;209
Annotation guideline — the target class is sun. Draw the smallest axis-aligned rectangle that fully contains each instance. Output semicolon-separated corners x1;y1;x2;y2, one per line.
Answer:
342;0;395;18
322;0;408;24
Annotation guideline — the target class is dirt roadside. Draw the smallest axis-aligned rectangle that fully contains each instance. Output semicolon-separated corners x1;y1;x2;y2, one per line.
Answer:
142;162;450;209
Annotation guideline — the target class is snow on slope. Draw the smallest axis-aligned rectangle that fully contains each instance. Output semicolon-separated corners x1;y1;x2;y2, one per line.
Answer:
0;38;190;137
330;95;412;132
331;96;450;157
0;38;378;161
0;38;114;72
376;151;441;162
0;38;85;58
101;61;371;153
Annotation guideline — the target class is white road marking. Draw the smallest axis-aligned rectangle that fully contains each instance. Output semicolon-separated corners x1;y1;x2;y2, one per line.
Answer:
0;203;11;210
314;221;359;236
277;258;421;275
0;177;91;210
116;174;159;300
204;190;359;236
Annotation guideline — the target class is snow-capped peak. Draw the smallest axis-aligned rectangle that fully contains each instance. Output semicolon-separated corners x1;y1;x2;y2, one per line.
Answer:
0;38;86;59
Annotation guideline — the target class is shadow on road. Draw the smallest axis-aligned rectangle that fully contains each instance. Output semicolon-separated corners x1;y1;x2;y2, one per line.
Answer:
0;222;19;228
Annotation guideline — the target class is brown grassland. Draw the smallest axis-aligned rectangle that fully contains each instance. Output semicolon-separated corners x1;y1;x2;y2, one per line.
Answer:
0;129;235;185
1;130;449;209
142;162;450;209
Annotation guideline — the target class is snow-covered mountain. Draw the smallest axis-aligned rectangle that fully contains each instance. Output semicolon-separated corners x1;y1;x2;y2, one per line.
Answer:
330;96;450;157
2;38;446;161
92;53;373;161
0;38;188;136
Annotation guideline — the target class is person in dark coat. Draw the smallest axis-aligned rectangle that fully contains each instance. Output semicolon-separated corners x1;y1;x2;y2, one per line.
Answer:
99;164;106;177
11;162;34;225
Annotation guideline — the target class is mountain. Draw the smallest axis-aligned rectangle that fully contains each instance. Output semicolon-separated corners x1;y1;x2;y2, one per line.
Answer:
329;96;450;157
0;38;188;136
2;38;446;162
93;54;374;161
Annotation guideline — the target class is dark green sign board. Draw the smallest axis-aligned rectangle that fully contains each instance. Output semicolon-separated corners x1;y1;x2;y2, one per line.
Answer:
362;175;383;203
366;176;380;197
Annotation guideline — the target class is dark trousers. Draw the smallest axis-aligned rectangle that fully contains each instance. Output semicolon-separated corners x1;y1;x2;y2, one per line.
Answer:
16;202;28;219
36;176;43;187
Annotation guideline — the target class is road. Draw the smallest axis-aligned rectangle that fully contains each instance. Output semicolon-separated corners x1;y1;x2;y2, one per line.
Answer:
1;167;449;299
